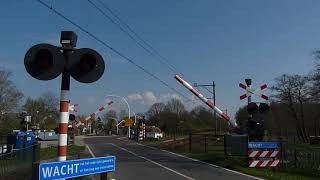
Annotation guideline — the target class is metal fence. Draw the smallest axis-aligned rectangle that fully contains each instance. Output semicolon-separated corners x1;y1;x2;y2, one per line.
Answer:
0;143;40;179
282;149;320;170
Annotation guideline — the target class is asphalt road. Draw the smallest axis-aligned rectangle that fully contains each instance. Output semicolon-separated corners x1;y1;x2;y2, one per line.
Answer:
82;136;261;180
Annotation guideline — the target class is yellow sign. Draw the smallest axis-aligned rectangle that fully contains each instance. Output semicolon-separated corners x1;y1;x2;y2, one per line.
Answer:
124;118;134;127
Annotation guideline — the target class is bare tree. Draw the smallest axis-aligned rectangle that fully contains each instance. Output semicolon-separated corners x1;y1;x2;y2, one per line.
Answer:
147;103;165;117
309;50;320;102
271;74;310;142
103;109;117;119
103;110;118;132
165;98;186;118
0;67;23;113
146;102;165;126
0;67;23;133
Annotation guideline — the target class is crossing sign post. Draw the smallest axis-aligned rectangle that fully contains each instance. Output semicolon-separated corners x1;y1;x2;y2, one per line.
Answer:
38;156;115;180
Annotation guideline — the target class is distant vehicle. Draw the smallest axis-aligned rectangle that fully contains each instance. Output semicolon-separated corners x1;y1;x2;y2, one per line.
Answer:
146;132;163;140
145;126;163;140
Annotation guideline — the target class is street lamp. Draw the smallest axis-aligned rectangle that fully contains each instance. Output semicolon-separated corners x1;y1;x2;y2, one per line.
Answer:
108;117;125;135
105;94;131;138
131;111;137;126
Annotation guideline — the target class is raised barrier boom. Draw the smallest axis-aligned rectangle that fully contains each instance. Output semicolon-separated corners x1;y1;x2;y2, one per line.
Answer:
174;75;238;128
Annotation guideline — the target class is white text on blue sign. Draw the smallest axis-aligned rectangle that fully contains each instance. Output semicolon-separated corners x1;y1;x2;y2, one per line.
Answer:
39;156;115;180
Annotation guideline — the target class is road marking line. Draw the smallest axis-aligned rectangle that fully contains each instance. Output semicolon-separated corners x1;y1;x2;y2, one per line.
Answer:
138;143;264;180
110;143;195;180
86;145;96;158
85;140;262;180
117;137;128;140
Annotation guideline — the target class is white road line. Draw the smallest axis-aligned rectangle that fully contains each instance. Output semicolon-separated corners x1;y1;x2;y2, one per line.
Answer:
86;145;96;158
86;140;262;180
110;143;195;180
117;137;128;140
138;143;264;180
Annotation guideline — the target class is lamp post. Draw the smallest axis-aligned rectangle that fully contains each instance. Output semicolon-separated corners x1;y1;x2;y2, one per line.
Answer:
106;95;131;138
132;111;137;126
108;117;120;135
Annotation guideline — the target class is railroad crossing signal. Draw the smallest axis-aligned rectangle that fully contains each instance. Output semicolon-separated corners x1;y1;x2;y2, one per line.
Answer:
247;102;270;114
24;31;106;162
239;82;268;101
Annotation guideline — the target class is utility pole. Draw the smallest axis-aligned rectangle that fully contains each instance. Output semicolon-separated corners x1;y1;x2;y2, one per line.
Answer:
213;81;217;136
194;81;217;135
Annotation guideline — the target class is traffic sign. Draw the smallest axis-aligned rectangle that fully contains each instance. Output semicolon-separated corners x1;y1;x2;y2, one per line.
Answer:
239;82;268;100
124;118;134;127
249;159;280;168
39;156;115;180
248;142;281;149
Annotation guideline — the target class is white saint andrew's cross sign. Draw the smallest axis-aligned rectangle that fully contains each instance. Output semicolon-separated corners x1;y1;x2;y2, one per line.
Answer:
39;156;115;180
239;82;269;100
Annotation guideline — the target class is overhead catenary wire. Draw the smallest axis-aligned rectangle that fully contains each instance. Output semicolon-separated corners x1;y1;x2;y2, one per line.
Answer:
94;0;180;74
88;0;199;104
201;86;214;95
89;0;211;105
36;0;192;102
87;0;178;74
89;1;228;119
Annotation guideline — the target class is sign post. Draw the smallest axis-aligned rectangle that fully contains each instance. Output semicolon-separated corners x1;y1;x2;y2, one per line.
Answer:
247;142;281;168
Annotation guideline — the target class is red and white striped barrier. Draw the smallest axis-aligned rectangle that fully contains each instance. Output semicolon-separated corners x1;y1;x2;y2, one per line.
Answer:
249;160;280;168
174;75;238;128
248;150;279;158
76;100;113;127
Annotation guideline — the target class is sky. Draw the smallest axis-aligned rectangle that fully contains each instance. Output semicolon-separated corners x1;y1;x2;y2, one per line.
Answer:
0;0;319;120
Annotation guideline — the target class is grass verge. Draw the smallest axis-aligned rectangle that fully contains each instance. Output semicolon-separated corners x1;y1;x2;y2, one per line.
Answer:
40;145;85;160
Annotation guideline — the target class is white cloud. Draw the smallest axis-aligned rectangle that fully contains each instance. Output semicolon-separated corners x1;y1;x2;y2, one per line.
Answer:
126;91;157;105
159;93;182;102
143;91;157;105
127;93;143;101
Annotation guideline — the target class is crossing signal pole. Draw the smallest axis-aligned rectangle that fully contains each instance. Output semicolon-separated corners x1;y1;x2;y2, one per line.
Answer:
239;78;270;141
24;31;105;162
245;79;252;105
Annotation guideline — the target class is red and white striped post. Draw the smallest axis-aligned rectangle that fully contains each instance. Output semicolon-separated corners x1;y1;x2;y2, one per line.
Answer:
58;88;70;161
57;34;77;161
